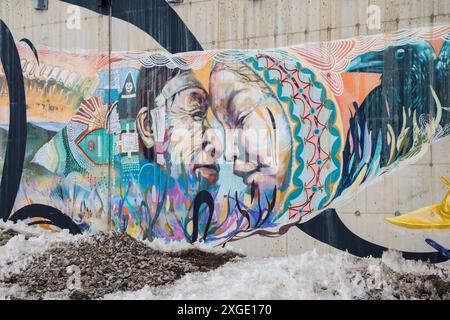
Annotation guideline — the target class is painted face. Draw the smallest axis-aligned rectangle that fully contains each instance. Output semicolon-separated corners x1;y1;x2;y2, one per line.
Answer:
209;63;291;191
87;139;96;152
125;82;133;94
165;87;219;184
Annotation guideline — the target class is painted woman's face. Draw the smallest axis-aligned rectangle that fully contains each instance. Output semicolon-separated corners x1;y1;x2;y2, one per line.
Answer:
209;62;291;192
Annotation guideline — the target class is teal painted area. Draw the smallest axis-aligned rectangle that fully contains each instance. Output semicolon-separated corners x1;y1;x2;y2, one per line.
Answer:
78;129;110;165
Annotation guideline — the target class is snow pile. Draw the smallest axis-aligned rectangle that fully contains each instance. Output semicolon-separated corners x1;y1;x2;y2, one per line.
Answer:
0;221;89;299
0;222;448;300
380;250;445;275
0;223;91;272
105;250;449;300
143;238;241;255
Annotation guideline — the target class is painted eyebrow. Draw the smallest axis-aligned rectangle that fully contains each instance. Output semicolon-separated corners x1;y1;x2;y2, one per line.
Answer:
227;87;247;110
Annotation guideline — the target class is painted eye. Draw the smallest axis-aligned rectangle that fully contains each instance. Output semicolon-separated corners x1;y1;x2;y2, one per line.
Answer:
190;92;199;99
236;115;247;127
190;92;205;104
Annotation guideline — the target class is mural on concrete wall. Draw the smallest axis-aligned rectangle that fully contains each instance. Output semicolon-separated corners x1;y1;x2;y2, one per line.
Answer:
0;0;448;261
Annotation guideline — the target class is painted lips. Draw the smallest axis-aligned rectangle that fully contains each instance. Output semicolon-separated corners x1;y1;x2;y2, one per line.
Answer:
193;164;220;185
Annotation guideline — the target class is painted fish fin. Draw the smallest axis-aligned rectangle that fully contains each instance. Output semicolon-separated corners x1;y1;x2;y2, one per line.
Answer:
385;205;450;230
386;176;450;230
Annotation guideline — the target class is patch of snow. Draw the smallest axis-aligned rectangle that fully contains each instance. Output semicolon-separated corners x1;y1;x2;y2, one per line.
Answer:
0;221;90;281
104;249;447;300
142;238;242;255
0;221;94;299
0;220;47;237
89;217;110;233
381;250;446;276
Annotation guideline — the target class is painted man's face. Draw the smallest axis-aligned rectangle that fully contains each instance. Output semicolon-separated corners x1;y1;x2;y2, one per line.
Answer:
166;86;219;184
209;63;291;191
137;81;219;184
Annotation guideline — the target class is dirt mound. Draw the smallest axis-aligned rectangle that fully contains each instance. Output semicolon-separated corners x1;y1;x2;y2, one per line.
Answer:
2;233;242;299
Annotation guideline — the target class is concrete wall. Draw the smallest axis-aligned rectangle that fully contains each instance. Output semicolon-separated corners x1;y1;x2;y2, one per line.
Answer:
0;0;449;261
2;0;449;52
171;0;450;50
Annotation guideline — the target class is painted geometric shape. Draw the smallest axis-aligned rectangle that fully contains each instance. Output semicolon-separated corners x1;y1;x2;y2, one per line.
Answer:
77;128;110;165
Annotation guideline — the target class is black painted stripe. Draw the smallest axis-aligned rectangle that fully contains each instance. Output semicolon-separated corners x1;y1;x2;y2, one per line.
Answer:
9;204;82;235
297;209;448;263
191;190;215;243
59;0;203;53
19;38;40;65
0;20;27;222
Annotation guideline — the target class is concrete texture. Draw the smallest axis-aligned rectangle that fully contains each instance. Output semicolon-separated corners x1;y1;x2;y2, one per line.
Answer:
232;137;450;266
171;0;450;49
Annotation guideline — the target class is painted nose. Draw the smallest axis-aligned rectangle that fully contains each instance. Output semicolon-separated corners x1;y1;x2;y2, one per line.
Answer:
223;131;240;163
202;128;223;161
202;141;215;157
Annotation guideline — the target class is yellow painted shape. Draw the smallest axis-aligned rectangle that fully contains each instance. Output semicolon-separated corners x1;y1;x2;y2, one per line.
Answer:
346;164;367;195
192;59;213;94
